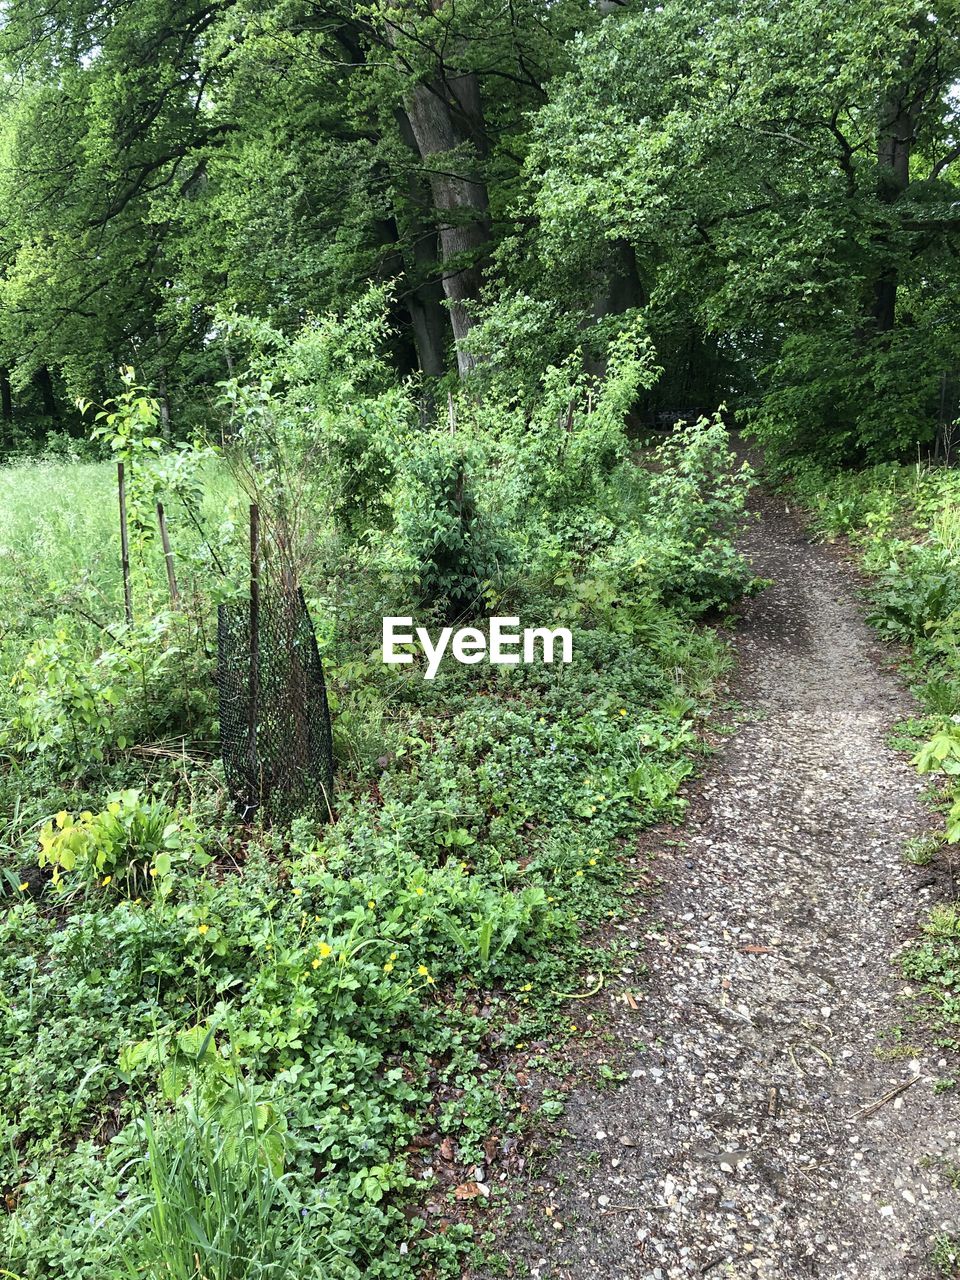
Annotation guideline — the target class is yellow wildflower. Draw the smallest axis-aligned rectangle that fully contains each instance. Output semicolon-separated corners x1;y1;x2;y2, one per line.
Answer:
311;958;321;970
18;881;28;892
318;941;333;958
102;875;112;886
197;923;209;936
384;961;394;974
417;964;429;976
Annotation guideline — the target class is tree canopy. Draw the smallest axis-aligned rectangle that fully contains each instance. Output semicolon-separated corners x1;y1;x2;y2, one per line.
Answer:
1;0;960;461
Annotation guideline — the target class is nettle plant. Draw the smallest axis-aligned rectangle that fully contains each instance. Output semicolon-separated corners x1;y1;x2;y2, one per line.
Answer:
387;432;512;617
639;413;755;615
37;789;209;896
913;726;960;844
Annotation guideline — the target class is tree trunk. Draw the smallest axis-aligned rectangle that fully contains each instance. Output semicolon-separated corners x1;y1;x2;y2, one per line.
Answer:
375;213;447;379
584;239;648;376
35;365;57;418
399;84;490;377
871;59;921;334
0;368;12;424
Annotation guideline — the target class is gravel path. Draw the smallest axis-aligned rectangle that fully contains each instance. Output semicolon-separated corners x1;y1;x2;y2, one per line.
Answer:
496;492;960;1279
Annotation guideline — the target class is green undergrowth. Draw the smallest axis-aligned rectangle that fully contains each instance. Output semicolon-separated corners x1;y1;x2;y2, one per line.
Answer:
0;343;749;1279
0;608;727;1279
782;457;960;1053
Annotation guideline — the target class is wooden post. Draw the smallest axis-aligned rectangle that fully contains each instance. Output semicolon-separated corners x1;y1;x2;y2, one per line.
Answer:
247;504;261;808
117;462;133;623
156;502;180;607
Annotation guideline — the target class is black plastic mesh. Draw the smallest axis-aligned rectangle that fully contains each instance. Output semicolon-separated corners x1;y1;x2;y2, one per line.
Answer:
217;587;334;824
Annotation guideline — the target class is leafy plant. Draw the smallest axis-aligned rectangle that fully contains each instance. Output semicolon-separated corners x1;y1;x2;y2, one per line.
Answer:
37;789;208;895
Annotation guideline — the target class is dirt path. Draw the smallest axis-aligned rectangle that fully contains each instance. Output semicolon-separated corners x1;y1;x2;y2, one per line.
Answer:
494;492;960;1279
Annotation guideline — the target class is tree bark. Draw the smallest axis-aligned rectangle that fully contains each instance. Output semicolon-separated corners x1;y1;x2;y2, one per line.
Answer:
375;212;447;379
871;51;922;334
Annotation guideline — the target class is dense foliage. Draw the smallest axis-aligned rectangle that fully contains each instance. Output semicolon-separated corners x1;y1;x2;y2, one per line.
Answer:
3;0;960;1275
0;1;958;462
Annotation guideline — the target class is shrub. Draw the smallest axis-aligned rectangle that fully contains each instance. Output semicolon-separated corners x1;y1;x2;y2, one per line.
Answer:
637;413;755;615
4;614;212;764
386;433;512;616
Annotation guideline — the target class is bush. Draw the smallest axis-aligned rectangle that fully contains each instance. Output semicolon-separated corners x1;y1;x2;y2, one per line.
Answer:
4;614;212;764
637;413;755;615
386;433;512;616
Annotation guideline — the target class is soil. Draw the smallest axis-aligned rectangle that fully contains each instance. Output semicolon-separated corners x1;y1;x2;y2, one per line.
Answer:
484;489;960;1279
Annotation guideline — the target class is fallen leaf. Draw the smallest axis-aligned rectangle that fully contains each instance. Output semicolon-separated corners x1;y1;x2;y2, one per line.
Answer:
454;1182;480;1199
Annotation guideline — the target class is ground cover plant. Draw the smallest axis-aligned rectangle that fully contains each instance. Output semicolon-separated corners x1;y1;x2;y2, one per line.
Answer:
0;297;754;1278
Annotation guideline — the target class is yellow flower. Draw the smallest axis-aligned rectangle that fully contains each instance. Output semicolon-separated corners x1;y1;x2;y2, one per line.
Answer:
149;867;158;877
102;875;112;886
589;858;597;866
17;881;28;892
311;957;321;969
575;870;584;877
570;1023;578;1031
619;709;627;716
417;964;429;977
414;887;425;897
197;923;209;936
318;942;333;958
292;888;302;897
368;900;376;909
521;982;533;992
390;952;398;961
426;975;435;985
383;961;394;974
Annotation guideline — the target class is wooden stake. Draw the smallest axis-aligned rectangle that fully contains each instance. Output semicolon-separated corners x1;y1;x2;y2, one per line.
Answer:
156;502;180;607
247;504;261;804
117;462;133;623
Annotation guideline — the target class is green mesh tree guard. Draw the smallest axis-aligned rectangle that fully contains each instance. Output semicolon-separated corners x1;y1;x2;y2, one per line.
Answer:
217;586;334;824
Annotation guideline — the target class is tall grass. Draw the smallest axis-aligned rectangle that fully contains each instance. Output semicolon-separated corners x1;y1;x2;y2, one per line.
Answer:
113;1094;318;1280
